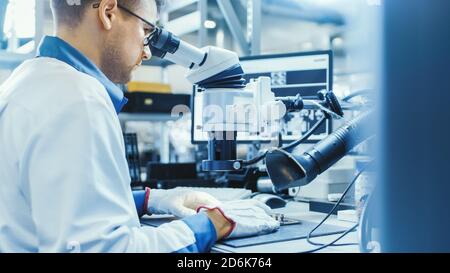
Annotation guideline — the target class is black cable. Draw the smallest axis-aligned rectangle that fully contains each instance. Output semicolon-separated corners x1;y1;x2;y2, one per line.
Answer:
278;132;283;148
242;116;328;166
298;224;359;253
358;191;375;253
342;89;373;102
305;169;363;246
281;116;327;152
305;164;371;248
242;151;268;166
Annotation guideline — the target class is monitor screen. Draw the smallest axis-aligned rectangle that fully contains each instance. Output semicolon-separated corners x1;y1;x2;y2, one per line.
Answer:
192;50;333;143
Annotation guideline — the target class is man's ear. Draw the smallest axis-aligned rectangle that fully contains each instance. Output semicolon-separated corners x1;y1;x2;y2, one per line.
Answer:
97;0;119;30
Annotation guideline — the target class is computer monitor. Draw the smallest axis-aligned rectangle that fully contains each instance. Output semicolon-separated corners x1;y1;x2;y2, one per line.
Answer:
191;50;333;144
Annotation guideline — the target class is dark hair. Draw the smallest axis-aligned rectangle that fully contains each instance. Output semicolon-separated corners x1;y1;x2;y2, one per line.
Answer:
50;0;165;26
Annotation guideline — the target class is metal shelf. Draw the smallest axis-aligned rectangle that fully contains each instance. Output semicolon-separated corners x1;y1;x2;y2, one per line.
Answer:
118;112;180;164
118;112;180;122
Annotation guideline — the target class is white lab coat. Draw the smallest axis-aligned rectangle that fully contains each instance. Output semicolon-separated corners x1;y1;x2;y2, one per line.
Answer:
0;57;213;253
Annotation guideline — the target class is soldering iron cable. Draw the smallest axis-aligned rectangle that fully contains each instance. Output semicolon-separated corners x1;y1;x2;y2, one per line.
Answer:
242;116;328;166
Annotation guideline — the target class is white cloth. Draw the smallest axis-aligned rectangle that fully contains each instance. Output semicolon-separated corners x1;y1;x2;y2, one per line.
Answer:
0;57;211;253
147;188;221;218
198;199;280;239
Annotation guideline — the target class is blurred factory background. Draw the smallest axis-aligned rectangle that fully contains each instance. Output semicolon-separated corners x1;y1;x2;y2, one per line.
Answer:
0;0;380;208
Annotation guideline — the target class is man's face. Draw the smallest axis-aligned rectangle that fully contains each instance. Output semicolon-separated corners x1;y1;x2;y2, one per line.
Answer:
100;0;157;84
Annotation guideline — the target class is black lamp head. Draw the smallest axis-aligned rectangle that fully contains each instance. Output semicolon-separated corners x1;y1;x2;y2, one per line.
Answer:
265;148;319;191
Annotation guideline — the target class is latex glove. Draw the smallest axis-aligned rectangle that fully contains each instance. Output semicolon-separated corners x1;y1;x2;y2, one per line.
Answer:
147;188;221;218
198;199;280;239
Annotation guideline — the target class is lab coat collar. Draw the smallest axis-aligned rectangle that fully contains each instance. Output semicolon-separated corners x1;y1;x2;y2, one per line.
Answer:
36;36;128;114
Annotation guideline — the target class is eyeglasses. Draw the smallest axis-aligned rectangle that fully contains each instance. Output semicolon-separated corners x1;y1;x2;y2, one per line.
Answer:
93;3;159;46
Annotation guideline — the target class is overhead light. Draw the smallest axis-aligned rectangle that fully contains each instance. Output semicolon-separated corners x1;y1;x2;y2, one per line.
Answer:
204;20;217;29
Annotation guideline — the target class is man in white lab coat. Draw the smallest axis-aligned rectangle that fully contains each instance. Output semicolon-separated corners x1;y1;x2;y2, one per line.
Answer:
0;0;278;253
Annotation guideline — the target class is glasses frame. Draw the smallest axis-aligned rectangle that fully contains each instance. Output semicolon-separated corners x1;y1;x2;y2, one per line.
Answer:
93;3;159;46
